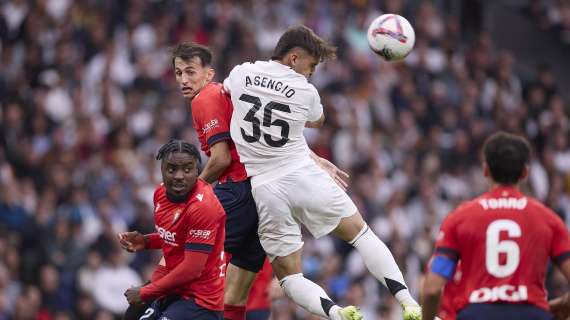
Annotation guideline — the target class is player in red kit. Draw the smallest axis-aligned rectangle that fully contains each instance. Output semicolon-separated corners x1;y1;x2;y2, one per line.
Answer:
422;132;570;320
119;140;226;319
171;42;269;320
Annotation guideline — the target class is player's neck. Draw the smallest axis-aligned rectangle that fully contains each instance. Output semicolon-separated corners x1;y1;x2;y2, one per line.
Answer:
273;59;289;67
166;191;190;203
489;182;519;191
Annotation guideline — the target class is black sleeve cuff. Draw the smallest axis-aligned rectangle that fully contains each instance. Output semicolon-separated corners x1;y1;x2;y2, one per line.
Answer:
554;251;570;265
207;132;231;147
185;243;213;253
435;247;459;261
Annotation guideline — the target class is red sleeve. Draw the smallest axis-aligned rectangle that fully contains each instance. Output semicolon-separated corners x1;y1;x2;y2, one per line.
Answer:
150;265;168;283
184;202;223;253
193;88;232;147
140;250;209;301
434;213;460;261
144;233;163;250
549;212;570;264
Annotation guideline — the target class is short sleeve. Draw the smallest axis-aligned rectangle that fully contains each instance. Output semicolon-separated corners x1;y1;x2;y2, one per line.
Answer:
193;88;232;147
223;64;240;95
307;85;324;122
184;205;223;253
550;212;570;264
434;213;460;261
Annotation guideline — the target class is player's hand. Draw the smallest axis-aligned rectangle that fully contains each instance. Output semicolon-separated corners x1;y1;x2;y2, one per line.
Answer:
316;157;350;191
124;286;144;305
118;231;146;252
550;292;570;319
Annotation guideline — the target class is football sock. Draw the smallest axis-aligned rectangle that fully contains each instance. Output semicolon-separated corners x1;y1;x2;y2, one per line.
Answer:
279;273;340;319
349;224;418;306
224;304;246;320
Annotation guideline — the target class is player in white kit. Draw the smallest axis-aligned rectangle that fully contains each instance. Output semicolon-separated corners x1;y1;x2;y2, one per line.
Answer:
223;25;422;320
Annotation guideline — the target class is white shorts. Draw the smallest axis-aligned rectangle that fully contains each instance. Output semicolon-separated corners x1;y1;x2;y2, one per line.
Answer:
251;162;357;261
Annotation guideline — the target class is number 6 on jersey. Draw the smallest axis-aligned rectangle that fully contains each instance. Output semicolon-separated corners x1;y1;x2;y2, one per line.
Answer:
486;219;521;278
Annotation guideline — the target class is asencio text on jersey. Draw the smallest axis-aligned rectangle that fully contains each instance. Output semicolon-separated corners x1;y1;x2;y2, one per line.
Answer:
245;75;296;98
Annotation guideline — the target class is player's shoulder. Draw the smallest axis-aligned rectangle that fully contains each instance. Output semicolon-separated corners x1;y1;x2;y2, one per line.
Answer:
229;61;255;75
193;82;224;104
448;196;483;220
189;180;224;215
526;195;563;223
153;183;166;202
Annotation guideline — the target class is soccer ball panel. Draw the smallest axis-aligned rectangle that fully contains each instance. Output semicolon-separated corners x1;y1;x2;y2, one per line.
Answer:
367;14;415;61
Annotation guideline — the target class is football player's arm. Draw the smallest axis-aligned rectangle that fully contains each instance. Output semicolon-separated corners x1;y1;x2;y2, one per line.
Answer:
548;215;570;319
305;85;325;128
139;250;209;301
143;233;163;249
549;259;570;319
118;231;163;251
309;150;349;191
305;113;325;128
422;215;459;320
421;271;448;320
199;140;232;184
140;208;222;302
194;88;233;183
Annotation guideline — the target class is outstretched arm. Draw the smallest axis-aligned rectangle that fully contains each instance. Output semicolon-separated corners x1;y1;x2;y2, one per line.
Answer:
118;231;163;252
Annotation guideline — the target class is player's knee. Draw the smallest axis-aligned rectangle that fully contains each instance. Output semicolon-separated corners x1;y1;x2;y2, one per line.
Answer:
333;211;365;242
272;254;302;280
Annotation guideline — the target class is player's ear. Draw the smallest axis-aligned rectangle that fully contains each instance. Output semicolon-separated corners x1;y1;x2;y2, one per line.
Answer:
483;162;490;178
206;67;215;82
520;165;529;180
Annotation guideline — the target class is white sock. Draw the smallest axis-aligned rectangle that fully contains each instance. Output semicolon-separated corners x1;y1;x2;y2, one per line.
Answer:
279;273;340;319
349;225;418;306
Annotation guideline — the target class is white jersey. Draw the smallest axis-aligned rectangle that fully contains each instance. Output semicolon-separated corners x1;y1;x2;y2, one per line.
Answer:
223;60;323;186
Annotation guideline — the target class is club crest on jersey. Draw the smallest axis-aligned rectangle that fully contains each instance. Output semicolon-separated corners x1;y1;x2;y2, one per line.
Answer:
173;209;181;223
196;193;204;202
154;203;161;213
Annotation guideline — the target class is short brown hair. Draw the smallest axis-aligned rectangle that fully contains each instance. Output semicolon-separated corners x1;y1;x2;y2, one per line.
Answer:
271;25;337;62
483;131;531;185
171;42;213;67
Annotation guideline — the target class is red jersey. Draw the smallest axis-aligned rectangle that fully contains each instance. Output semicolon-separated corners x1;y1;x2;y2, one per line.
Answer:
435;186;570;312
191;82;247;183
151;180;226;310
246;259;273;311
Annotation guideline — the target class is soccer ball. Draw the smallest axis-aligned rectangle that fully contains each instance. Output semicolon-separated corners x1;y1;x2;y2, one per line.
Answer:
367;14;415;61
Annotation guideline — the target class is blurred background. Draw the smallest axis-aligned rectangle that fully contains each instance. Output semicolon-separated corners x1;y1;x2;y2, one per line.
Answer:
1;0;570;319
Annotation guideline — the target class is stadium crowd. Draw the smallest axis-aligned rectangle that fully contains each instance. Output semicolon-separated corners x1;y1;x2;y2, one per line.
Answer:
0;0;569;319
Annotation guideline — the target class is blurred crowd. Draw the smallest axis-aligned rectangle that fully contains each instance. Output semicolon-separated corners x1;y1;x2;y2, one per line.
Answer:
529;0;570;44
1;0;569;319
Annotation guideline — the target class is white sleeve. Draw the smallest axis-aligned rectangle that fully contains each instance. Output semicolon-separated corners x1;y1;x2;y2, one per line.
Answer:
307;85;324;121
223;64;240;95
222;76;232;95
